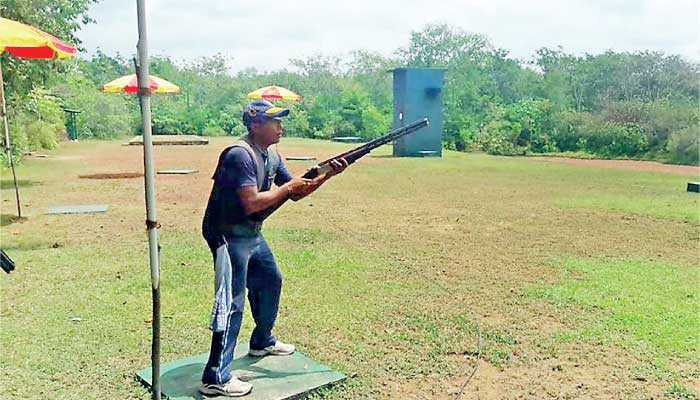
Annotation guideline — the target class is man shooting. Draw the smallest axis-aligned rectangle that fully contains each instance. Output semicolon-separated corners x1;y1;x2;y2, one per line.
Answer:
199;100;347;397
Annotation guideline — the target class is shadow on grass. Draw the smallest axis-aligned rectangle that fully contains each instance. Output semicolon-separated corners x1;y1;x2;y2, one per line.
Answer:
0;214;27;227
0;179;41;189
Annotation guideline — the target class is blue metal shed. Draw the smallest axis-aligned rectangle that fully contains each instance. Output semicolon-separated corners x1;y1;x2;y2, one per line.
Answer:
391;68;446;157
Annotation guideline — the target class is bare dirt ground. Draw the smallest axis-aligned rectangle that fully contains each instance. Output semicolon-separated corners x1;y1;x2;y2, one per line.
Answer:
530;156;700;177
2;138;697;400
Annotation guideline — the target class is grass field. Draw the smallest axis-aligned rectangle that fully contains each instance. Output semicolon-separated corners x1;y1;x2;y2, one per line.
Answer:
1;137;698;399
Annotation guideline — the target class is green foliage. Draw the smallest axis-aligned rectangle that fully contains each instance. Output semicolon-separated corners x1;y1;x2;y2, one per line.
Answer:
666;126;700;165
283;104;311;138
2;18;698;164
477;99;556;155
52;74;135;139
24;88;65;128
576;119;649;157
24;120;59;150
202;124;227;137
5;88;65;161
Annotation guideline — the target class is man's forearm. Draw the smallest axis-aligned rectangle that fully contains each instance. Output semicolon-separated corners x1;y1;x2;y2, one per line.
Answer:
290;175;330;201
241;185;290;215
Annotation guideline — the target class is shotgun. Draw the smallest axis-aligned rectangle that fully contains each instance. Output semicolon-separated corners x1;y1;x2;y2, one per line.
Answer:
250;118;430;221
301;117;429;179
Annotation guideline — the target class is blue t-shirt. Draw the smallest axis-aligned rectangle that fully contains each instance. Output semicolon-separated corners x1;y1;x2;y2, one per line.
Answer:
214;146;293;190
202;146;293;245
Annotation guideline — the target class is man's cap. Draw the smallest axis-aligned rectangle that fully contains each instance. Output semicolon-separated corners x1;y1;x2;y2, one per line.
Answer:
242;100;290;127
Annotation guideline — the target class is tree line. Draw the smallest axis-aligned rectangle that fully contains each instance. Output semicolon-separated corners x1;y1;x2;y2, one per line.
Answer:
2;1;698;165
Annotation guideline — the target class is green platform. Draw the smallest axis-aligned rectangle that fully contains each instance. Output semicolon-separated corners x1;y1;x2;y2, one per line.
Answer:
136;342;345;399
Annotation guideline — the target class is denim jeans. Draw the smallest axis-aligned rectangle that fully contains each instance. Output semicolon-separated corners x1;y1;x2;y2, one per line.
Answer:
201;234;283;385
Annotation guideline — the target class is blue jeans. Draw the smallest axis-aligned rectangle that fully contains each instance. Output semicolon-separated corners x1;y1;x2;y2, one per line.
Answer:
201;234;283;384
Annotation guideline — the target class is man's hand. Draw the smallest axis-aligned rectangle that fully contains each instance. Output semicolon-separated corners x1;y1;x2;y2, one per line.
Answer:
285;177;313;196
325;158;348;178
289;158;348;201
238;177;311;215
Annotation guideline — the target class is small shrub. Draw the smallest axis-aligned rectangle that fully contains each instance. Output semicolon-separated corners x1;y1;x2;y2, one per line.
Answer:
202;124;226;137
666;126;700;165
25;120;60;150
584;121;649;157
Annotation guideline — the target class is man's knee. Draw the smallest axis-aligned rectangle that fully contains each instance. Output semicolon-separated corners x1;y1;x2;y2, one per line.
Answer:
268;269;283;291
231;292;246;313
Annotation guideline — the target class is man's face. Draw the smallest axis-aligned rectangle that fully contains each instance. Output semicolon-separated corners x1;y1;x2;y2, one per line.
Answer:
252;119;284;146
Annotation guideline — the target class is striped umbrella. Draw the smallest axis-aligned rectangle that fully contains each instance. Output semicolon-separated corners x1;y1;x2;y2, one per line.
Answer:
246;85;302;101
0;17;77;59
1;17;77;219
101;74;180;94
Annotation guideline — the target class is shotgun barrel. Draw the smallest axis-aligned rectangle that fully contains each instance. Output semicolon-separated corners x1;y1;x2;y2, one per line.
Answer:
301;118;429;179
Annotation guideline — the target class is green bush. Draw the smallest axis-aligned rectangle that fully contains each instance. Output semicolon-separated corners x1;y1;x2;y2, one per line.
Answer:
583;120;649;157
4;88;65;160
479;132;525;156
7;114;30;151
312;128;330;140
599;100;699;151
550;111;650;157
478;116;526;155
443;112;478;151
25;120;60;150
666;126;700;165
476;100;554;155
550;110;590;152
53;75;134;139
359;104;390;139
284;105;312;138
1;114;29;166
444;127;476;151
202;124;226;136
78;96;134;139
218;103;246;135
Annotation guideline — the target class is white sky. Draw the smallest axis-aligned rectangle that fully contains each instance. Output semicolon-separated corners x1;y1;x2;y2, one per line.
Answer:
78;0;700;72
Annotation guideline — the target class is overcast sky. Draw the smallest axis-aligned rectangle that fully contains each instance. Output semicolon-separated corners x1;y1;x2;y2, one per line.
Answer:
78;0;700;72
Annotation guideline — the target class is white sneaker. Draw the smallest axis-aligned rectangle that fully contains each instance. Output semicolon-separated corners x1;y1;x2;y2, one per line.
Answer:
248;340;295;357
199;376;253;397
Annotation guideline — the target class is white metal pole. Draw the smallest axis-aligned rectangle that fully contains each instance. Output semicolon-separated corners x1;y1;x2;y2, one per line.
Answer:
134;1;161;399
0;61;22;218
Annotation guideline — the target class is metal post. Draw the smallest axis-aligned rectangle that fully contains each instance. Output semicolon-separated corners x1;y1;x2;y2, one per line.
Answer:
0;61;22;218
134;1;161;399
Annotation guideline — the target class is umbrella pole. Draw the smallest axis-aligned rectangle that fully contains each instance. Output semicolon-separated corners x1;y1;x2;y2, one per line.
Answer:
0;61;22;219
134;1;161;399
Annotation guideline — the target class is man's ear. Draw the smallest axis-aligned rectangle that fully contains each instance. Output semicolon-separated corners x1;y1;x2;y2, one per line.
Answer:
249;121;260;134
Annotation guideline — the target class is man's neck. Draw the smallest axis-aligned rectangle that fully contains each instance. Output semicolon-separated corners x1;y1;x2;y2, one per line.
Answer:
246;134;269;153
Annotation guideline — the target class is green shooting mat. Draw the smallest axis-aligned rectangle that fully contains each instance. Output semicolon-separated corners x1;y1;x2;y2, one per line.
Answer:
136;342;345;399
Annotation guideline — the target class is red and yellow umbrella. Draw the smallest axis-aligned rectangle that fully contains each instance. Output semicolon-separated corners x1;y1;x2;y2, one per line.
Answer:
101;74;180;94
0;17;77;59
1;17;77;219
246;85;302;101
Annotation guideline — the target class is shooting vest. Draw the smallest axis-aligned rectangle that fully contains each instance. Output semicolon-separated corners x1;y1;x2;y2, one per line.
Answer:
203;135;280;243
233;135;280;192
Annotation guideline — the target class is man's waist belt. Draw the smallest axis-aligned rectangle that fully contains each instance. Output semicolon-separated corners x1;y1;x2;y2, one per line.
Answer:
218;222;262;237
